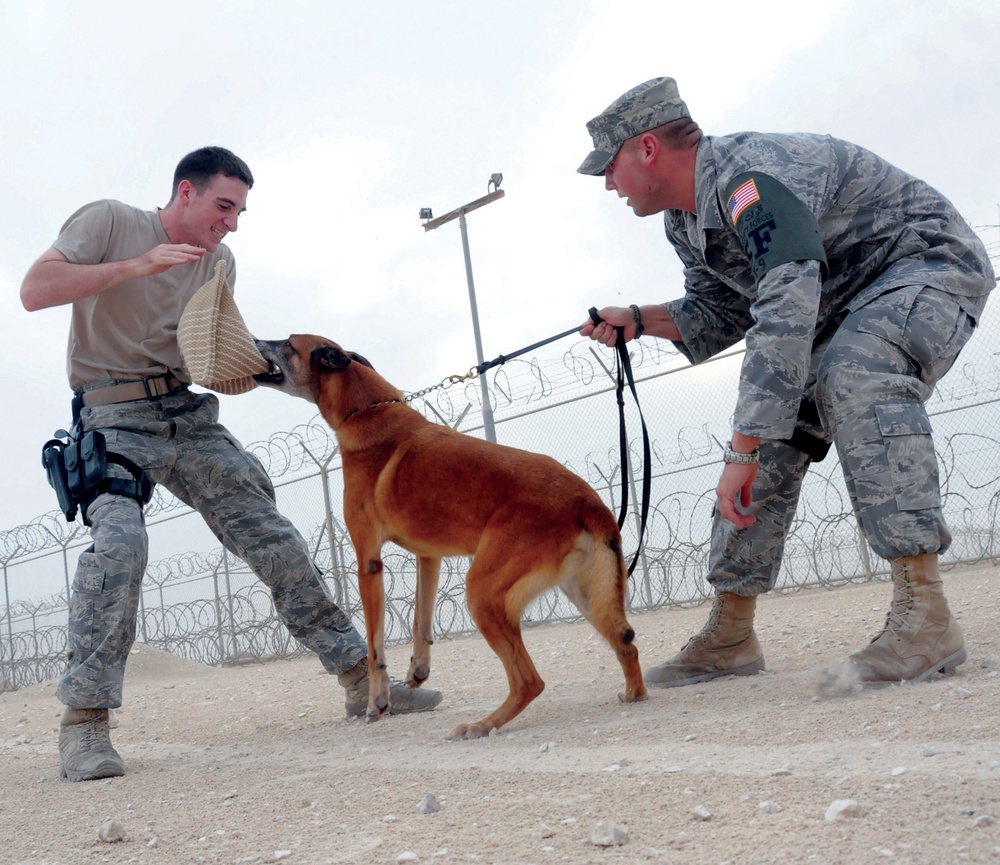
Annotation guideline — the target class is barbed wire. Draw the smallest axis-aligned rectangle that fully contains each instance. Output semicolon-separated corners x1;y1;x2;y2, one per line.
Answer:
4;287;1000;692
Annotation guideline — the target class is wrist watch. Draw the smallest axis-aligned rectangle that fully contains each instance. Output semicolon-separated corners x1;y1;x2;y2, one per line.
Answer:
723;441;760;465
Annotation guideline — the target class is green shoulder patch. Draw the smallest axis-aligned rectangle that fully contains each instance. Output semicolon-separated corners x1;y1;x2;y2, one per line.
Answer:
723;171;827;283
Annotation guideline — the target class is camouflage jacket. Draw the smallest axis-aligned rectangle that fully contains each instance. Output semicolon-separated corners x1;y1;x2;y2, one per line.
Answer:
663;131;996;440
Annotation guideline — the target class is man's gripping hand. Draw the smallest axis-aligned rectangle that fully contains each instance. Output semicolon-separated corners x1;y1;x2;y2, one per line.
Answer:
580;305;636;346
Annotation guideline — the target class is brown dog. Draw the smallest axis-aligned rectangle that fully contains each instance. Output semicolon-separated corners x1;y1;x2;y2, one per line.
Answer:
253;335;646;739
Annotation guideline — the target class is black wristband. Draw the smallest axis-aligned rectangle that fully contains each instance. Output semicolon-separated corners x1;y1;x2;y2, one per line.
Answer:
629;304;644;338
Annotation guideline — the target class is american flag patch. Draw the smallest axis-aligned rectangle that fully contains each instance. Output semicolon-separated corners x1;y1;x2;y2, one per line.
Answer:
727;178;760;223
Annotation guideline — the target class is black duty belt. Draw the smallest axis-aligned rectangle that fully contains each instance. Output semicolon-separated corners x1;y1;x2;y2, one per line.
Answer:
79;374;188;407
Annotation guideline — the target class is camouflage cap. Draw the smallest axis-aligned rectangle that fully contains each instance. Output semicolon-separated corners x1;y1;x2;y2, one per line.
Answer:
577;77;690;176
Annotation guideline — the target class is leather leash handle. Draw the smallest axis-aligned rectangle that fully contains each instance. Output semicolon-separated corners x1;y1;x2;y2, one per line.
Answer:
617;338;652;577
589;308;632;543
588;304;650;577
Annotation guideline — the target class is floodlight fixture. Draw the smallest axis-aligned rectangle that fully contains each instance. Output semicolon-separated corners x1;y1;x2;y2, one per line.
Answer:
417;176;507;443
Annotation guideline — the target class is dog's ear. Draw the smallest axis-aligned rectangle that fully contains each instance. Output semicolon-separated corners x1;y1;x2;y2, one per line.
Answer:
312;344;352;372
349;352;374;369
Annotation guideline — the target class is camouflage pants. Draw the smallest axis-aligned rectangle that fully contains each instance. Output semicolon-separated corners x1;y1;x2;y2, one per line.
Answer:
708;285;978;594
56;390;366;709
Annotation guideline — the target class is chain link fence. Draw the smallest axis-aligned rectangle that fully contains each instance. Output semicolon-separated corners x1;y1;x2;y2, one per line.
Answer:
3;290;1000;693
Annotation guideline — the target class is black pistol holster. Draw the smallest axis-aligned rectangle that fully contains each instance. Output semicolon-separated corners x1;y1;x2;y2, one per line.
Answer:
41;413;154;526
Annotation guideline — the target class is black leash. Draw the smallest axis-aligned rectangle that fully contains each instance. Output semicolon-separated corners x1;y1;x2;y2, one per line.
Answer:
469;312;652;577
586;308;651;577
408;323;588;402
474;324;583;376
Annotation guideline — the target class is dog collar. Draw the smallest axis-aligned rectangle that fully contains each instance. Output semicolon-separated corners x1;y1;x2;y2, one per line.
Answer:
344;398;402;421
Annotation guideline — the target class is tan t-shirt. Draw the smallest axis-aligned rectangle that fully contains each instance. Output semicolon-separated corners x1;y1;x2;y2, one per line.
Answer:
52;199;235;390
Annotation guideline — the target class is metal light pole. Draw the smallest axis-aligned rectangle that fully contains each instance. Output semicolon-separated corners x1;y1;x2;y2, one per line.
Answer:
420;175;504;443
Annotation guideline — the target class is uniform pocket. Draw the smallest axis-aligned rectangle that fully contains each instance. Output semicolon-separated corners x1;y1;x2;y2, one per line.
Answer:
900;288;974;387
874;403;940;511
854;285;921;344
73;560;106;594
68;559;107;656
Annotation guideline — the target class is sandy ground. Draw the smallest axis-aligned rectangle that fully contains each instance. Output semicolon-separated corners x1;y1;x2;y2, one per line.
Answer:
2;564;999;865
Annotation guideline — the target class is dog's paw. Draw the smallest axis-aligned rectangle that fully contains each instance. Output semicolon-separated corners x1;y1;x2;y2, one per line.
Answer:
619;686;649;703
446;721;495;741
405;662;431;687
365;693;391;723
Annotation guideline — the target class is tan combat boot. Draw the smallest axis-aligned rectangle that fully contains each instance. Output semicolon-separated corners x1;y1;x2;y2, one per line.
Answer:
58;707;125;782
830;553;966;685
645;591;765;688
339;658;444;718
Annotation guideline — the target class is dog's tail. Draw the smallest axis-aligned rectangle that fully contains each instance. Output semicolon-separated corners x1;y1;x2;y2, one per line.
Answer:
575;514;645;700
599;532;636;645
563;505;635;646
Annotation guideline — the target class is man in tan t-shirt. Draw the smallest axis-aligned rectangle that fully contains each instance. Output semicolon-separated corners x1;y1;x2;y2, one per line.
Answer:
21;146;442;782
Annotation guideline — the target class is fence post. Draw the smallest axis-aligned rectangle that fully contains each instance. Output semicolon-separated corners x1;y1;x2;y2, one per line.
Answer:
138;589;149;644
61;546;72;602
318;462;346;608
856;524;875;581
221;549;239;663
301;440;345;608
212;565;226;666
2;564;12;689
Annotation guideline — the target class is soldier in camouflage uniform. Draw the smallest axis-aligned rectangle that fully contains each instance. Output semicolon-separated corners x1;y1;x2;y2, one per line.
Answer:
20;146;442;782
578;78;995;692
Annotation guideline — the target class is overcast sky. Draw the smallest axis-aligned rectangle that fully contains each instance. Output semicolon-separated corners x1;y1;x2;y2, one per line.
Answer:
1;0;998;530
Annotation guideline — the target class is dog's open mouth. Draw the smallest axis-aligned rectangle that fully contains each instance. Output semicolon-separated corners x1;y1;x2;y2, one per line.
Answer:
252;362;285;385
